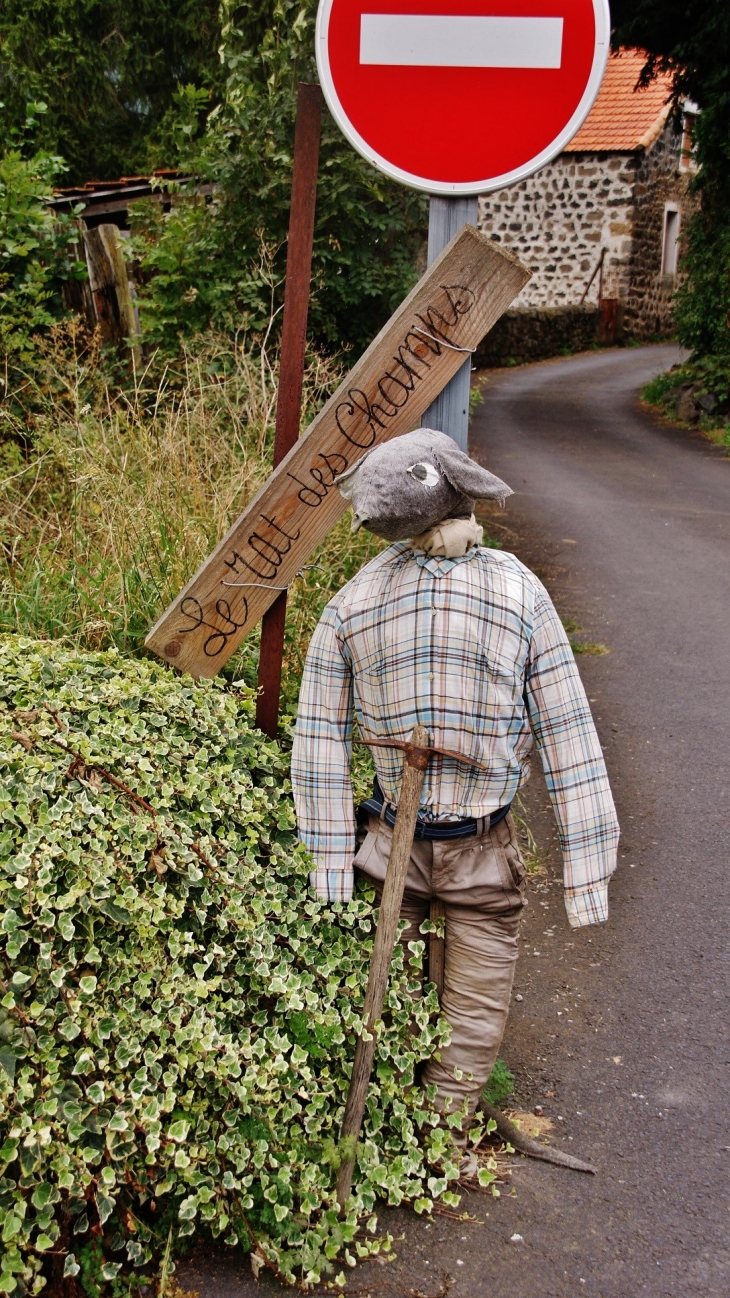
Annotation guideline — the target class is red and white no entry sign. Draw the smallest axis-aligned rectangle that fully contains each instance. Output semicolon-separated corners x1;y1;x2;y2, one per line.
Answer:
316;0;610;194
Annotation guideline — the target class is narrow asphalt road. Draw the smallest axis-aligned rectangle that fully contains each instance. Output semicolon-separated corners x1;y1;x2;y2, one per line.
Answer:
179;346;730;1298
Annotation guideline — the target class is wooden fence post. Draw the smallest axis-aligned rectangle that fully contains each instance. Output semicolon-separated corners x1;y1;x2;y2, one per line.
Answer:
82;223;141;368
255;83;323;739
60;220;96;332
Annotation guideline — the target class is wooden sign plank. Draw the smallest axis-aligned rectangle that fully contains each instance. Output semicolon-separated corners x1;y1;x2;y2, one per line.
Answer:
145;226;530;677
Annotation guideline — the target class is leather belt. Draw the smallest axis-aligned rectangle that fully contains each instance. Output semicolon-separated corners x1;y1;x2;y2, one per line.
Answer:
358;777;510;841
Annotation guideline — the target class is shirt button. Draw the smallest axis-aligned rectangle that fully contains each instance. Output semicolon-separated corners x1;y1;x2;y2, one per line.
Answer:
428;672;434;681
431;607;437;615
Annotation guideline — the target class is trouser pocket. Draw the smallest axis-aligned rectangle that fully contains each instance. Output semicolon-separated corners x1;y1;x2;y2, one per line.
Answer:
498;812;527;890
435;817;526;912
353;825;390;885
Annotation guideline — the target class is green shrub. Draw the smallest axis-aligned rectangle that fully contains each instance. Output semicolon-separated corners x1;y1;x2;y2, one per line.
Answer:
642;353;730;449
0;3;224;184
0;637;477;1294
674;206;730;361
131;0;427;357
611;5;730;365
642;370;680;408
0;147;84;370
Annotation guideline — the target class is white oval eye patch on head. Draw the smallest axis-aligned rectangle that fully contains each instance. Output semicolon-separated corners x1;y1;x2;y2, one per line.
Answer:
407;462;440;487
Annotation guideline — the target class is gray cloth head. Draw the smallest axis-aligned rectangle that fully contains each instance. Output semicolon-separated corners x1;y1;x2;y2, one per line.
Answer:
335;428;512;541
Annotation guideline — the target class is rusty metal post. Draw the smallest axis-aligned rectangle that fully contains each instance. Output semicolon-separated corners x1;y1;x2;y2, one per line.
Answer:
255;83;323;738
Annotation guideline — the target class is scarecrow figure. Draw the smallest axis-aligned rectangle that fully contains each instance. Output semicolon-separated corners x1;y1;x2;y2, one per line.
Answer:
292;428;619;1152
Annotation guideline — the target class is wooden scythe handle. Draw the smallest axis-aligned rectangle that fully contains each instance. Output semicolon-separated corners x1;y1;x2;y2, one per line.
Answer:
335;724;430;1211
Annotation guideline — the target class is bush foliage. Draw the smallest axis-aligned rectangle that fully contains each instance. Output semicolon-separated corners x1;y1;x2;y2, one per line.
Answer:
131;0;427;356
0;1;224;183
611;3;730;362
1;2;427;364
0;148;84;371
642;355;730;450
0;637;495;1294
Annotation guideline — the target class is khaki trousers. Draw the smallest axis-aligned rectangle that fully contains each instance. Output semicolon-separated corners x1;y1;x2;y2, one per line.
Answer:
355;811;526;1116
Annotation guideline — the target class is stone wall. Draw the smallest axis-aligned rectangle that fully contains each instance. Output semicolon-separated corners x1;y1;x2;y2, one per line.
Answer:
624;125;696;337
478;153;637;309
475;305;601;367
478;120;695;340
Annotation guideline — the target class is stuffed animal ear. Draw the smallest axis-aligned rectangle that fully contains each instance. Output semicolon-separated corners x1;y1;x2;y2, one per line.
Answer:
334;447;375;500
433;445;513;501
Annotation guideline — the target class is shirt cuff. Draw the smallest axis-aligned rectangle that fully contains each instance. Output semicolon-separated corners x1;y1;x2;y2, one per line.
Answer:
564;881;609;928
309;868;354;904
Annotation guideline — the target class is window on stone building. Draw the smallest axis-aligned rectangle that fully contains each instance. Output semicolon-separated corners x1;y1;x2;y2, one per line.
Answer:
680;104;699;172
662;206;680;277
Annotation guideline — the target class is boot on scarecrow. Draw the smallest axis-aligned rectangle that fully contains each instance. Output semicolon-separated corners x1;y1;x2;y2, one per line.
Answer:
292;429;619;1157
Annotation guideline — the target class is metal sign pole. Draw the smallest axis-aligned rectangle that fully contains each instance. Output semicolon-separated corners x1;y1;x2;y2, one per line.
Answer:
422;195;480;452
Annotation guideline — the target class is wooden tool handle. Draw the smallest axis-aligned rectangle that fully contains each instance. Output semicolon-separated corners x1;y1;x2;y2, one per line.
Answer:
428;897;445;1003
335;724;429;1210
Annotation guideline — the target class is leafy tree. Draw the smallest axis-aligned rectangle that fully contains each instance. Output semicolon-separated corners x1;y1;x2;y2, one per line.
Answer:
0;1;224;182
134;0;427;356
0;129;84;372
611;2;730;360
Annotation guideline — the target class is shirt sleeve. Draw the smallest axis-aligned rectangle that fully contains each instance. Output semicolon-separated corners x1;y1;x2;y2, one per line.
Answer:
524;581;620;928
290;598;356;903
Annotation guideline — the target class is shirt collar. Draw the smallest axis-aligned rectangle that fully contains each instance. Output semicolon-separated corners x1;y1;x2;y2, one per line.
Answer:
387;540;482;578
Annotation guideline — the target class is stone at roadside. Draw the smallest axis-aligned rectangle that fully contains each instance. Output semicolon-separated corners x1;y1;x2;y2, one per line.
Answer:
676;386;700;422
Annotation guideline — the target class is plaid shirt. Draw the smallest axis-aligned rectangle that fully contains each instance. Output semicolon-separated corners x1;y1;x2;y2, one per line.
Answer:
292;542;619;928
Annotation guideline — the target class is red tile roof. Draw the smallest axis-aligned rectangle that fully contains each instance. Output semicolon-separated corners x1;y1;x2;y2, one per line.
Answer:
564;48;674;153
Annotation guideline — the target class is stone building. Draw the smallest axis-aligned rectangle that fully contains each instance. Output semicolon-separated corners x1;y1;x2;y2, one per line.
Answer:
477;49;697;363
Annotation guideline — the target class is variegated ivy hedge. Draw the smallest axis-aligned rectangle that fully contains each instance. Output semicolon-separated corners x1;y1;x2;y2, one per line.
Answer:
0;637;490;1296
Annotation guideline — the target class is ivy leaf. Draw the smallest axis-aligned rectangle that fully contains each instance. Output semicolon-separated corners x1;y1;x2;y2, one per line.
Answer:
0;1048;17;1083
31;1183;59;1210
1;1215;22;1244
58;1020;81;1041
96;1191;116;1225
94;899;131;925
0;1139;18;1170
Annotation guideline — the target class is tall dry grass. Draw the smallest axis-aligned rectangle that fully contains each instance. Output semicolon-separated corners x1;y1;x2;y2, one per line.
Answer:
0;321;385;705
